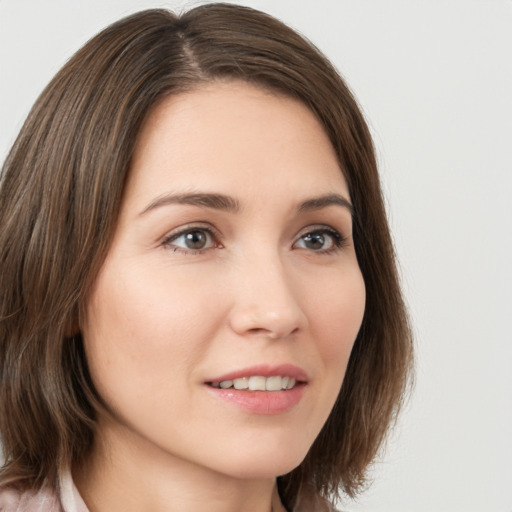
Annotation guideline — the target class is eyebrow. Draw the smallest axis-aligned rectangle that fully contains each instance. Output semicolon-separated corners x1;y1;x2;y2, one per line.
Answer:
298;193;353;215
139;192;241;216
139;191;353;216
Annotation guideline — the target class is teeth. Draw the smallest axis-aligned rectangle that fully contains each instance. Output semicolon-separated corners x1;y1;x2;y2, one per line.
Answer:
233;377;249;390
213;376;298;391
265;376;282;391
249;376;266;391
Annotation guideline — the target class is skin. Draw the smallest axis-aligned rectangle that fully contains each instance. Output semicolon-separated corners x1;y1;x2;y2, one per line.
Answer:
76;81;366;512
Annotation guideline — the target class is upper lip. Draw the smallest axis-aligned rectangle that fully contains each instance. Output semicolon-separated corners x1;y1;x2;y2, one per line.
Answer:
206;364;309;384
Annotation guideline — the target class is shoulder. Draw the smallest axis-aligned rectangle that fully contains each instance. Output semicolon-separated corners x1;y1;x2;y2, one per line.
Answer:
0;485;62;512
293;489;341;512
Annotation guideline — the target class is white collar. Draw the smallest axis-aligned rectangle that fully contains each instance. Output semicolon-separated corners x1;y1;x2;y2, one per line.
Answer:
59;469;89;512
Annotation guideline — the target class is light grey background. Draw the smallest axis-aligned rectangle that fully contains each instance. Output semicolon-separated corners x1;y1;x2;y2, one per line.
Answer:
1;1;511;511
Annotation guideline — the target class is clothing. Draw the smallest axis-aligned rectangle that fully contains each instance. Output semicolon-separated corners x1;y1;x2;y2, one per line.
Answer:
0;472;339;512
0;472;87;512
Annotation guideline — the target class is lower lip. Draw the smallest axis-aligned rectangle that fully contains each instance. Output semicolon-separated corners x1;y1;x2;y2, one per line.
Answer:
205;384;306;415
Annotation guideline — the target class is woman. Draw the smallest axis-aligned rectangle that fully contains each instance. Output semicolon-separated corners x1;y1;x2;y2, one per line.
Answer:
0;4;413;511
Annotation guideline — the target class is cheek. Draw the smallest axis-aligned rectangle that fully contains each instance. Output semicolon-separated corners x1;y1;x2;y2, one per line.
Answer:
305;265;366;422
80;261;225;405
311;268;366;360
284;266;365;448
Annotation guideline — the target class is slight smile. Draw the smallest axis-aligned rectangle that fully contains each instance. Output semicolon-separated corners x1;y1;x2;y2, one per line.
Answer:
209;375;298;391
204;364;308;414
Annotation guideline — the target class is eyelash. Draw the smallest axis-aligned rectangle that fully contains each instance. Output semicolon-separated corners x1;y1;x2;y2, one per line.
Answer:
161;224;347;255
162;225;219;255
294;227;347;254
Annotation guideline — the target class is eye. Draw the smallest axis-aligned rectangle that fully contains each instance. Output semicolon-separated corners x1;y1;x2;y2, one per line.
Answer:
294;228;345;252
163;227;217;253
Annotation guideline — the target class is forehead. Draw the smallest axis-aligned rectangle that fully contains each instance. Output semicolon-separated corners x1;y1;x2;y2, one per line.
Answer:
124;80;349;208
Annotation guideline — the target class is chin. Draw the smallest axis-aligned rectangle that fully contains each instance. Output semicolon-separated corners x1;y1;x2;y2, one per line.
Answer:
211;445;308;480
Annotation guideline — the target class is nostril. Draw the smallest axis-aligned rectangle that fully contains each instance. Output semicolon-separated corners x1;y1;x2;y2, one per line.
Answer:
228;290;308;338
247;327;268;335
245;326;299;339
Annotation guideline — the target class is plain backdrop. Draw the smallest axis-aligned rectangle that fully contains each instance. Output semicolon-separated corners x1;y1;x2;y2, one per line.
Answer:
1;1;511;511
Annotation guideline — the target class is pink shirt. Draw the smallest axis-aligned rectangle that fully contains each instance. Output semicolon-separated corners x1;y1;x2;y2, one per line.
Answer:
0;472;87;512
0;473;339;512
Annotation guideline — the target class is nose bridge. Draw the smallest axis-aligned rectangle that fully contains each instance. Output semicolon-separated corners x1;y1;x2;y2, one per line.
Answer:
228;244;307;338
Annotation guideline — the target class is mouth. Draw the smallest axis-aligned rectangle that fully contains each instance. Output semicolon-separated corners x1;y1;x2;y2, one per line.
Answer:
208;375;299;391
203;364;308;414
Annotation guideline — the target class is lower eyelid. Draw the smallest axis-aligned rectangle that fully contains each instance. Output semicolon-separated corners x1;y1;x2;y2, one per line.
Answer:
160;224;348;253
294;228;346;251
162;226;218;250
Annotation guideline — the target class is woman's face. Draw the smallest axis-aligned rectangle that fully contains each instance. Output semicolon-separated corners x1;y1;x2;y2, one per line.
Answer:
82;81;365;479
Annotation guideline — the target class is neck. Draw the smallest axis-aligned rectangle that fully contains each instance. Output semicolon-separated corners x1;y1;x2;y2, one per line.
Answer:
74;418;286;512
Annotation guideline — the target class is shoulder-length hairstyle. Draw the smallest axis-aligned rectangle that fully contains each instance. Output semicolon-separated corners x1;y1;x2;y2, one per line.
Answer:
0;3;413;508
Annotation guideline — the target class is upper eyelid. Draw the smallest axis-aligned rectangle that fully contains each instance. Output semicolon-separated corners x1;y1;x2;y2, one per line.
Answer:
296;226;344;242
162;223;220;242
163;223;342;237
294;223;346;239
161;226;219;254
160;223;347;250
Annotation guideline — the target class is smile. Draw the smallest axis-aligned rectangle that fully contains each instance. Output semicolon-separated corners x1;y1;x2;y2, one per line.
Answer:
209;375;297;391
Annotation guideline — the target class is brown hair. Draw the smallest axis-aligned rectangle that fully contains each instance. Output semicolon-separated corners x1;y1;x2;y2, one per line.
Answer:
0;3;413;508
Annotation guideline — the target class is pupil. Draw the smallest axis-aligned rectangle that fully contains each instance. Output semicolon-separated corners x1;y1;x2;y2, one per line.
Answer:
185;231;207;249
305;233;324;250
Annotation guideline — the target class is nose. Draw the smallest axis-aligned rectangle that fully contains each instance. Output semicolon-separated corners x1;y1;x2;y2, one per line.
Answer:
228;253;308;340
